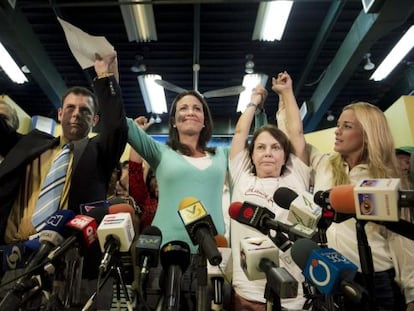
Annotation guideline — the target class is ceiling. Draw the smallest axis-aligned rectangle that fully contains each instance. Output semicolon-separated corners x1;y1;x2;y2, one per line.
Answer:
1;0;414;135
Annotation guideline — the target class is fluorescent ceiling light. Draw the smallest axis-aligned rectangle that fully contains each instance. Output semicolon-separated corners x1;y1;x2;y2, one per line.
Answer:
237;73;269;112
119;0;157;42
370;25;414;81
0;42;28;84
252;1;294;41
138;74;167;115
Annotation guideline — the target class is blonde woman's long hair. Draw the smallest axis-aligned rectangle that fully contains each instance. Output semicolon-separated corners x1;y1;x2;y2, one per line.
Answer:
329;102;401;186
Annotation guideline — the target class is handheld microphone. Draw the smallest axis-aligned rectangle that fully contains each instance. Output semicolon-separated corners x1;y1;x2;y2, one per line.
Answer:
47;214;98;261
0;210;75;311
331;179;413;222
96;212;135;274
240;236;297;298
85;203;136;224
25;210;76;272
273;187;322;230
178;197;221;266
0;239;40;273
239;236;279;281
160;241;191;311
136;226;162;276
291;238;358;296
319;183;414;240
229;201;316;241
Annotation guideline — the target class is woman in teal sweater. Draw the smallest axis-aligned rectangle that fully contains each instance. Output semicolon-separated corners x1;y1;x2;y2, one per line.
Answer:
127;90;228;252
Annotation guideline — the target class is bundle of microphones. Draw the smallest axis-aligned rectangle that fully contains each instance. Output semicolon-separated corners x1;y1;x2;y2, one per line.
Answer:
0;178;412;310
0;195;233;311
228;178;414;311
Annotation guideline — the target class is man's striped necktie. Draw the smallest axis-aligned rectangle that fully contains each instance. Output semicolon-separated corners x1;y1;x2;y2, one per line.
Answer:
32;143;72;230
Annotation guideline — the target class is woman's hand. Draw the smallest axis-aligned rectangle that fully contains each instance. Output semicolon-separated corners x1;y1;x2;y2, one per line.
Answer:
134;116;153;131
250;84;268;110
272;71;293;95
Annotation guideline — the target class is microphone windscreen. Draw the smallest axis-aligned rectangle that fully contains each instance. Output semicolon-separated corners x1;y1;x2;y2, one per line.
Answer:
160;240;191;271
228;202;243;219
215;235;228;248
142;225;162;237
290;238;318;270
85;207;109;224
273;187;298;209
109;203;135;219
329;185;355;214
43;210;76;231
178;197;199;210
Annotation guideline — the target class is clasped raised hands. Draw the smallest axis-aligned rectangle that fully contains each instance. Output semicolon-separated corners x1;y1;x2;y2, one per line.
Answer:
250;84;268;110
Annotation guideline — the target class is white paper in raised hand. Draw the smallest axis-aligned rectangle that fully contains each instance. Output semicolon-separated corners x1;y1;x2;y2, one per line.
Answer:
57;17;115;69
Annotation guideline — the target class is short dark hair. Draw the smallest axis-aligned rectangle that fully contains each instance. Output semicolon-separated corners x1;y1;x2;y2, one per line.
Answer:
248;124;293;175
61;86;99;114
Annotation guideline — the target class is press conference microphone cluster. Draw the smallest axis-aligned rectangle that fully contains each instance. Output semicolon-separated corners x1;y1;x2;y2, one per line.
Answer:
228;201;316;244
291;238;365;303
314;181;414;241
178;197;221;266
240;236;298;299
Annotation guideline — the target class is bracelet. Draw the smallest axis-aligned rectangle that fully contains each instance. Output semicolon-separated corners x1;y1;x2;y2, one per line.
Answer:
95;72;114;80
246;102;258;109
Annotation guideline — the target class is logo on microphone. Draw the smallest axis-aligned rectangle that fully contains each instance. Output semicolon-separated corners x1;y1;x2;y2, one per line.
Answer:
46;214;65;227
5;245;22;270
178;200;207;225
308;258;331;287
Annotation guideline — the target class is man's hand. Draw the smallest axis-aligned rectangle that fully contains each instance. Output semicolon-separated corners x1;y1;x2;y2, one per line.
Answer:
94;52;119;82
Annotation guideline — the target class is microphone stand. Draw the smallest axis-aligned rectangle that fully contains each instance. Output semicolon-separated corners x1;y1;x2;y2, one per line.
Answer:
196;248;208;311
264;283;281;311
355;219;377;311
83;256;133;311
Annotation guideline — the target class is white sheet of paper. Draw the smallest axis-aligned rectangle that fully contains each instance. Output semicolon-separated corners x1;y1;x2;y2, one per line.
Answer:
57;17;115;69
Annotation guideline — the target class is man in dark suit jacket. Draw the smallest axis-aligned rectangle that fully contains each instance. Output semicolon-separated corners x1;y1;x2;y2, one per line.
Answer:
0;55;127;262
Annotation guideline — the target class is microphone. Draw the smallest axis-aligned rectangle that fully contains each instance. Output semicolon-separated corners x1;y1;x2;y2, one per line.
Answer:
319;183;414;240
85;203;136;224
0;239;40;273
291;238;359;296
160;241;191;311
207;235;232;310
240;236;298;298
46;214;98;261
136;226;162;276
323;179;413;222
0;210;75;311
96;211;135;275
229;201;316;241
178;197;221;266
25;210;75;272
273;187;322;230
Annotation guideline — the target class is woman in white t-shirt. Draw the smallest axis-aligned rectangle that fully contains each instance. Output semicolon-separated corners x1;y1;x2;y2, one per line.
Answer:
229;72;311;310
